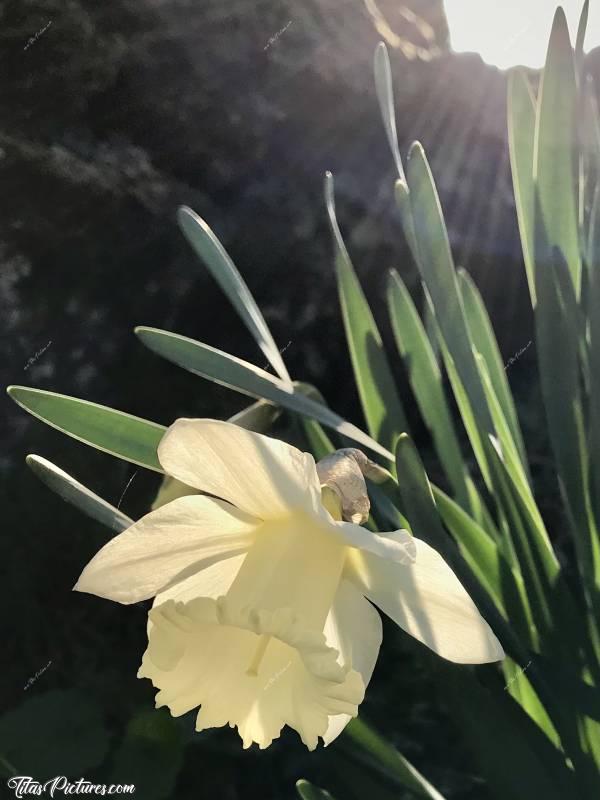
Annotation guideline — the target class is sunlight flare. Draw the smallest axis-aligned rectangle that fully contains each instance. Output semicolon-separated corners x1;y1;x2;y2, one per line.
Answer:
445;0;599;68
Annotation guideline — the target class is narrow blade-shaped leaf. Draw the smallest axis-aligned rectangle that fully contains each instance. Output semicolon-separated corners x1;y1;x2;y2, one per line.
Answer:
438;665;577;800
373;42;405;182
227;398;280;432
178;206;292;384
135;327;393;461
7;387;164;471
394;433;527;668
432;484;532;642
405;143;494;457
296;780;336;800
386;269;469;504
325;172;408;451
575;0;590;77
458;268;528;472
508;69;537;303
26;455;134;533
344;719;447;800
589;187;600;520
534;7;581;295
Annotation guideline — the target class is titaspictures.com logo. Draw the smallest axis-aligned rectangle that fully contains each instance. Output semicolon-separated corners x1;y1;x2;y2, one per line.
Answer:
7;776;135;797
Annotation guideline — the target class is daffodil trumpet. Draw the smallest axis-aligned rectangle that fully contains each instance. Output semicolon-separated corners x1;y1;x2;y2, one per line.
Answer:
75;419;504;750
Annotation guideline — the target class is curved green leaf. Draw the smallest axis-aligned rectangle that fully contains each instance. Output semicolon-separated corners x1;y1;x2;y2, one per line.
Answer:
344;719;446;800
534;7;581;295
405;143;494;463
110;710;184;800
325;172;408;451
0;690;109;781
432;484;530;630
508;69;537;303
387;269;468;504
26;455;134;532
575;0;590;77
458;268;528;472
373;42;405;182
296;780;337;800
7;386;164;471
135;326;393;461
178;206;291;383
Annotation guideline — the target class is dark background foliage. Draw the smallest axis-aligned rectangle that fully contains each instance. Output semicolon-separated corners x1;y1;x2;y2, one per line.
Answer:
2;1;599;798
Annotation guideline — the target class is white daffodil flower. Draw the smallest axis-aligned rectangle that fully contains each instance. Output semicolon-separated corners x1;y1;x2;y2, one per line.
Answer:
75;419;504;750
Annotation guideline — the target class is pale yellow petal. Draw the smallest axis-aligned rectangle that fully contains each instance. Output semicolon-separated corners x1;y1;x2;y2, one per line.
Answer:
346;538;504;664
333;522;417;563
74;495;257;604
224;514;346;631
157;418;324;520
322;579;382;745
139;597;364;750
154;553;246;607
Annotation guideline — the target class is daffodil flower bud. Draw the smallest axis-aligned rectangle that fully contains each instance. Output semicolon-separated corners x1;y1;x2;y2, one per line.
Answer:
316;448;391;524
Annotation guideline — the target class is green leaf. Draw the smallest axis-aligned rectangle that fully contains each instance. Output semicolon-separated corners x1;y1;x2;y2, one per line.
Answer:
26;455;134;533
0;690;109;780
429;309;491;489
534;229;599;595
110;710;184;800
405;144;495;474
393;433;528;667
508;69;537;303
23;397;279;526
135;326;393;461
7;386;164;471
178;206;291;383
476;355;540;538
589;186;600;520
302;418;336;461
344;718;447;800
501;658;559;746
395;178;419;260
432;485;532;639
583;77;600;175
387;269;469;505
532;654;600;723
325;172;408;451
575;0;590;77
227;398;280;432
296;780;337;800
486;436;584;665
437;665;576;800
458;268;528;472
373;42;405;182
534;7;581;295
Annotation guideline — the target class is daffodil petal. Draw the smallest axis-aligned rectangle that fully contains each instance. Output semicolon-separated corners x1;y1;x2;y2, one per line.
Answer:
346;538;504;664
148;554;247;639
334;523;417;564
139;598;364;751
157;418;324;520
154;553;246;606
74;495;258;604
323;579;382;745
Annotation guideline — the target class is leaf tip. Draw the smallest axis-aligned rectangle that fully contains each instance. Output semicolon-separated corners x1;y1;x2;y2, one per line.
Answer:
408;140;425;161
548;5;572;50
7;384;26;402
